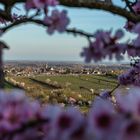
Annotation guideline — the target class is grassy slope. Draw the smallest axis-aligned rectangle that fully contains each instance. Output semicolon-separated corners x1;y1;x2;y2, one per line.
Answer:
7;74;118;103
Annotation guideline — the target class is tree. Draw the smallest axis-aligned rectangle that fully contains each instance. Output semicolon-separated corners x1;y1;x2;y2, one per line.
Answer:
0;0;140;139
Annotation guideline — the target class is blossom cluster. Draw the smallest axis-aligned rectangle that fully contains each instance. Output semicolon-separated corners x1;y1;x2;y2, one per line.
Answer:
124;1;140;31
118;61;140;86
0;0;70;35
44;9;70;35
81;1;140;62
1;0;140;63
81;29;127;62
26;0;70;35
0;1;140;139
132;23;140;48
0;88;139;140
81;26;140;62
25;0;59;10
81;18;140;62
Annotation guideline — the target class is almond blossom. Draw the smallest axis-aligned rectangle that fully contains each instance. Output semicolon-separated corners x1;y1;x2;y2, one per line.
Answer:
132;1;140;15
124;1;140;32
33;0;58;9
25;0;36;10
88;97;116;139
25;0;58;10
81;29;126;62
0;88;140;140
44;9;70;34
0;0;140;139
118;62;140;86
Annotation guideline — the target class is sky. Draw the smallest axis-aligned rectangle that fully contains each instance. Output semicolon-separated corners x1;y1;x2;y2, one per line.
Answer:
1;0;132;62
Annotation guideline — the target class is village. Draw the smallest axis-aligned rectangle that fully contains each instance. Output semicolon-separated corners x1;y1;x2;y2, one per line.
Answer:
2;61;129;111
4;61;129;77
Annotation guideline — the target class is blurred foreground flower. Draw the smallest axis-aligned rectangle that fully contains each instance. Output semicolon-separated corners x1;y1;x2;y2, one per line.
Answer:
0;88;139;140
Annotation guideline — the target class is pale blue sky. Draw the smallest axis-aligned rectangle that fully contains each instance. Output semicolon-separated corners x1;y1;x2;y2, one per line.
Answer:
1;1;132;62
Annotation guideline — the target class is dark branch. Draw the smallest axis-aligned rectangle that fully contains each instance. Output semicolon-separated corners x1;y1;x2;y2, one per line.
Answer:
0;0;140;23
0;9;12;21
1;18;94;38
59;0;140;23
123;0;135;14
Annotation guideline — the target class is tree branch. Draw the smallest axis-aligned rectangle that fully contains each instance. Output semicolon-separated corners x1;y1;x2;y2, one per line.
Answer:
1;18;94;38
59;0;140;23
0;9;12;21
0;0;140;23
123;0;135;14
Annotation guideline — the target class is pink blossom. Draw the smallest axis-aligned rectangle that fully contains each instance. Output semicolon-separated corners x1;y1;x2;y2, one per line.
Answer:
115;29;124;39
44;9;70;35
115;87;140;115
133;23;140;34
100;91;111;99
124;1;140;37
25;0;36;10
88;98;116;139
25;0;58;10
81;29;126;62
80;42;103;63
0;89;140;139
120;120;140;140
124;21;136;32
118;69;136;86
133;36;140;48
43;107;85;140
118;62;140;86
132;1;140;15
0;90;41;134
33;0;58;9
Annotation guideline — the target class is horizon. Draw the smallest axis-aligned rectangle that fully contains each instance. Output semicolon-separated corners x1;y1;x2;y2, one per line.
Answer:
4;59;130;65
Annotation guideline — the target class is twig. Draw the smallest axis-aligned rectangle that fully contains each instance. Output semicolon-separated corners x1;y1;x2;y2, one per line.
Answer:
59;0;140;23
123;0;136;14
1;18;94;38
109;84;120;95
0;0;140;23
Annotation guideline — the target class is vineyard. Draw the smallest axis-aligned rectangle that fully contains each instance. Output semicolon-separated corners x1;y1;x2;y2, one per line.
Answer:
5;74;120;111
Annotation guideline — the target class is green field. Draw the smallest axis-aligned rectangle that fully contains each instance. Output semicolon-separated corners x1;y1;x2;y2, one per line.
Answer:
6;74;118;106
